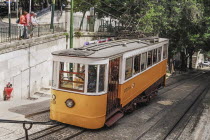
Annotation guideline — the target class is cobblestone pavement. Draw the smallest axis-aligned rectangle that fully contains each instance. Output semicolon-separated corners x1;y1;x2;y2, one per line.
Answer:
0;69;209;140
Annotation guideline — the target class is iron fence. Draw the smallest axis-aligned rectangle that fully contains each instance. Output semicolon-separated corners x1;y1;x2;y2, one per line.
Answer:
0;22;65;44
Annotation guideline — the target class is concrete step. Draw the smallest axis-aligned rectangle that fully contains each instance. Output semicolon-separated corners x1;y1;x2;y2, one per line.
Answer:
34;92;51;98
105;112;124;127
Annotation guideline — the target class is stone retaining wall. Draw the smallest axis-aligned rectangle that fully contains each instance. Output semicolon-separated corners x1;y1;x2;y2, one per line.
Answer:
0;33;66;100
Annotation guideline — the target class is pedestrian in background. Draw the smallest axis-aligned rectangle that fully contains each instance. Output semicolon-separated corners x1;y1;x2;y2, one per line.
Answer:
30;12;39;38
19;11;27;39
25;11;32;39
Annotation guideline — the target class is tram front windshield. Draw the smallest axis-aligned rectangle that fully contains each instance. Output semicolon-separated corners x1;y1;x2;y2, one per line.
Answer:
57;62;106;93
59;62;85;92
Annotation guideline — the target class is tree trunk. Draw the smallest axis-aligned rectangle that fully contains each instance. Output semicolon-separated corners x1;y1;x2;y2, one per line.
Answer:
188;47;195;69
79;11;86;31
189;53;193;69
181;51;187;71
32;0;34;11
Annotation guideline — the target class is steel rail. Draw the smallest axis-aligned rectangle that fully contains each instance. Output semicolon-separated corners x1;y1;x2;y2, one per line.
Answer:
160;71;205;95
164;87;209;139
136;72;210;140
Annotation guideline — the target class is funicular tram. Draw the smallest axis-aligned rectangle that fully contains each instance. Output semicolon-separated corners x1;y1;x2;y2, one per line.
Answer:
50;37;169;129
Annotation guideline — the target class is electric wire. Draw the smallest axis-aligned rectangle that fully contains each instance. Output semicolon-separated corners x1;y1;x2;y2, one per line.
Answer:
81;0;127;23
100;1;125;15
82;0;139;30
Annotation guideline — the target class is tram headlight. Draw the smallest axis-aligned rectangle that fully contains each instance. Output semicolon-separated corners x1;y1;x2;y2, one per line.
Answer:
65;99;75;108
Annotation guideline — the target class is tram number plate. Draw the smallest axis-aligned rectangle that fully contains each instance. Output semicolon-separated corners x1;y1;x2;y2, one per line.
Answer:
124;83;135;93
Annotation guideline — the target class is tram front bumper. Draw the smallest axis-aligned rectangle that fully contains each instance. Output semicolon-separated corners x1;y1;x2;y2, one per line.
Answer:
50;89;107;129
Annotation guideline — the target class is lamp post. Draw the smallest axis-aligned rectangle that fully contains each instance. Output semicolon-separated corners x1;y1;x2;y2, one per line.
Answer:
16;0;19;19
50;0;55;32
8;0;11;38
29;0;31;13
70;0;74;48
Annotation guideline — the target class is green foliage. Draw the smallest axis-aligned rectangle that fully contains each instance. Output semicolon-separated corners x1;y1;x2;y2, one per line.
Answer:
73;0;210;58
74;31;83;37
74;0;100;12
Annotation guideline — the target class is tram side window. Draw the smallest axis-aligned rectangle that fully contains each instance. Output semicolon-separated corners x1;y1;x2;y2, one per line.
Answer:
153;49;157;64
99;65;106;92
147;51;153;67
157;47;162;62
134;54;141;75
88;65;97;93
141;53;147;71
59;62;85;92
163;44;168;59
125;57;133;80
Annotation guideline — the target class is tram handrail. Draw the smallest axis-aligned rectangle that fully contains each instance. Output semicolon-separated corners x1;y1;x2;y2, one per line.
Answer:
0;119;58;140
0;119;55;125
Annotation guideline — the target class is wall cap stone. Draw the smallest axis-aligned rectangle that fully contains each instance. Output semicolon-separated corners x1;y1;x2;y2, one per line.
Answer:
0;32;66;55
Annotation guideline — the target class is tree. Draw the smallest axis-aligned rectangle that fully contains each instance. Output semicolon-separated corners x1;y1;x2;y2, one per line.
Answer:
72;0;209;70
74;0;100;30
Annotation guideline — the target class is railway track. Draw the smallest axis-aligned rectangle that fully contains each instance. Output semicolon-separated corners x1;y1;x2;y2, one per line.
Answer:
165;87;208;139
15;70;210;140
161;71;205;95
137;71;210;140
17;123;86;140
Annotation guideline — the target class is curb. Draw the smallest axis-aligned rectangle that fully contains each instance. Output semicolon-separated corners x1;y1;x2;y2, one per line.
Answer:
25;109;50;118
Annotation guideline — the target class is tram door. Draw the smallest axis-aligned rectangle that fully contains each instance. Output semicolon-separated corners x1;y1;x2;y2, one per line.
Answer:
106;57;120;116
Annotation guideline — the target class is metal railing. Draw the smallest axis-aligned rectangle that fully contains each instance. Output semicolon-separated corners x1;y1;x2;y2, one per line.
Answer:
0;22;65;44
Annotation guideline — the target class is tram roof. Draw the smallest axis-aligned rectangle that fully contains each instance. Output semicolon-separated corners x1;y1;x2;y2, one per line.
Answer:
52;37;168;58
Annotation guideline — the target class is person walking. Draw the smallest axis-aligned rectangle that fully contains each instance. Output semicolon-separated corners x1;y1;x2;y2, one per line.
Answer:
30;12;39;38
19;11;27;39
25;11;32;39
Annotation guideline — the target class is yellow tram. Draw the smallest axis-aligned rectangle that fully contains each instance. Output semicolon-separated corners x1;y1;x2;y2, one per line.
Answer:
50;37;168;129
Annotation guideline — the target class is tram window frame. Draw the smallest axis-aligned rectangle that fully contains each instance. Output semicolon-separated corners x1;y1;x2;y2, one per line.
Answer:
52;61;59;88
87;65;98;93
59;62;85;92
153;49;157;64
133;54;141;75
147;50;153;67
157;47;162;62
141;52;147;71
98;64;106;92
125;57;133;80
163;44;168;59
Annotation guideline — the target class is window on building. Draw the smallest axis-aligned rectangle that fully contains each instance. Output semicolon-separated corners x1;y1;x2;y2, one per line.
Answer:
59;62;85;92
163;44;168;59
157;47;162;62
134;54;141;74
125;57;133;80
147;51;153;67
141;53;147;71
99;65;106;92
153;49;157;64
87;65;97;93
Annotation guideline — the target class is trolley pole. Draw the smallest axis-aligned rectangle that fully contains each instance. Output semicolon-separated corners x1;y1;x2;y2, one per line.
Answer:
70;0;74;48
50;0;55;32
8;0;11;38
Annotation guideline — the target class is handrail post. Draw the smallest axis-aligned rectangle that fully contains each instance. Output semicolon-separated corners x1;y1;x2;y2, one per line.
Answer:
38;25;40;37
23;123;33;140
